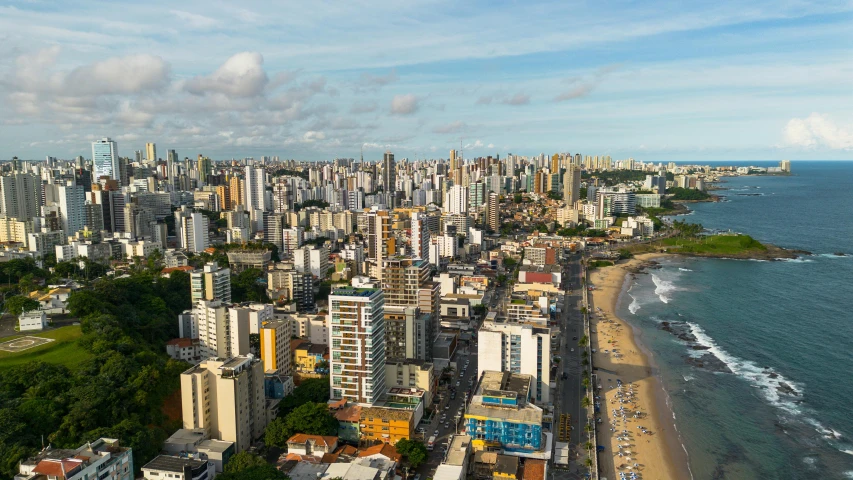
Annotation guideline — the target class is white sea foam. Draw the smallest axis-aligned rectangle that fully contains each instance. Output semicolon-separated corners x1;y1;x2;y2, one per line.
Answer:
686;322;804;413
628;294;641;314
678;267;693;272
779;257;814;263
651;273;677;304
686;322;853;454
683;374;695;382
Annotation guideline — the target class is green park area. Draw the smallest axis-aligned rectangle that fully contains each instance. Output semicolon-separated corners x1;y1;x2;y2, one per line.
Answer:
657;234;767;256
0;325;92;370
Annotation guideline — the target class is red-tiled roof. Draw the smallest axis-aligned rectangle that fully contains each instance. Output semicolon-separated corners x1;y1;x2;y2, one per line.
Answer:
521;459;546;480
334;404;362;422
358;443;402;462
33;459;84;478
166;338;197;348
286;434;338;448
161;266;195;274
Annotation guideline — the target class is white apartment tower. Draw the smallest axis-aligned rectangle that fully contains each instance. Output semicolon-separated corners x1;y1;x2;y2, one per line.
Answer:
92;138;121;184
477;320;552;404
329;287;386;405
192;300;250;359
444;185;469;215
58;181;86;236
410;211;430;260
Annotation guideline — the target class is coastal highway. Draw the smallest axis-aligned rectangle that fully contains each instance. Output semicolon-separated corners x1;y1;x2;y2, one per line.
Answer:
555;254;589;463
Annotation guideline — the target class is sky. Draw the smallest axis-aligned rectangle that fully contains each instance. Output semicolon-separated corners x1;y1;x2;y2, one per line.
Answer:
0;0;852;162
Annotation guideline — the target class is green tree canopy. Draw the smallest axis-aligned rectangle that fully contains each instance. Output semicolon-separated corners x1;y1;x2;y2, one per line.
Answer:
278;378;331;417
224;451;267;474
395;439;428;469
4;295;39;316
275;402;338;441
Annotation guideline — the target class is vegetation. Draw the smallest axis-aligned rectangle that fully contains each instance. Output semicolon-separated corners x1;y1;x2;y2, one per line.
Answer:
272;168;309;180
4;295;39;316
216;452;288;480
617;249;633;260
277;378;331;417
659;234;767;255
581;397;592;408
578;335;589;347
302;236;330;247
266;402;338;447
588;260;614;269
395;439;428;469
472;304;488;317
0;326;92;370
0;271;192;478
503;256;517;268
668;187;711;201
231;268;270;303
547;191;562;200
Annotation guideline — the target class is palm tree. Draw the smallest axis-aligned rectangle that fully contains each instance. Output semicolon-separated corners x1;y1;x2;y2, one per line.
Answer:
581;397;591;408
585;457;593;467
584;441;593;451
585;424;593;434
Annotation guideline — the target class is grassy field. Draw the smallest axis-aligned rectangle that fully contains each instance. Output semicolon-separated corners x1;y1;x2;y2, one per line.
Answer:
0;325;92;370
657;234;767;255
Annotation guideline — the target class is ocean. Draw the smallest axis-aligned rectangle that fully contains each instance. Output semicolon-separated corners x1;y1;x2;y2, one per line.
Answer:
616;161;853;479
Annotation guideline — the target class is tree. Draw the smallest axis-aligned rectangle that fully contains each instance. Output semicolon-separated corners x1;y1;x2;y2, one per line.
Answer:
277;402;338;440
223;452;268;474
513;193;523;204
395;439;428;469
264;417;291;448
578;335;589;347
584;441;593;451
4;295;39;316
278;378;331;416
581;397;592;408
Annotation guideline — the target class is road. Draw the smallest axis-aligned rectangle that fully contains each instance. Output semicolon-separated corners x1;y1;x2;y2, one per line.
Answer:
419;334;481;476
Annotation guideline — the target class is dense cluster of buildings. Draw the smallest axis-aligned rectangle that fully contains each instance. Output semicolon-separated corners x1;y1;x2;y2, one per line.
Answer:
6;143;787;479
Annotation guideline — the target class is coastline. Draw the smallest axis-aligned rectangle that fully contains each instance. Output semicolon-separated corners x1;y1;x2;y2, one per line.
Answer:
588;253;692;480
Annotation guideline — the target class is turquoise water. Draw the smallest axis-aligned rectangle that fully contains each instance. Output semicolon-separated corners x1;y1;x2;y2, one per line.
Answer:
616;162;853;479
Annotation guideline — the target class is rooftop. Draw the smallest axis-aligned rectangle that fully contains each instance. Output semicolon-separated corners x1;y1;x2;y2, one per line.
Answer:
360;406;414;422
287;434;338;448
494;454;519;476
143;455;208;473
444;435;471;466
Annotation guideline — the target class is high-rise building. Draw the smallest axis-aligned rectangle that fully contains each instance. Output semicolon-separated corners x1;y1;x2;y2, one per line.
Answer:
190;300;250;359
477;319;552;403
382;152;396;206
145;142;157;165
410;212;429;260
329;287;386;405
243;166;266;212
175;207;210;252
180;356;268;452
92;138;121;184
58;181;86;236
384;305;431;362
167;149;178;180
0;173;41;220
260;320;291;375
487;192;499;232
366;209;395;277
190;263;232;304
444;185;468;215
562;165;581;206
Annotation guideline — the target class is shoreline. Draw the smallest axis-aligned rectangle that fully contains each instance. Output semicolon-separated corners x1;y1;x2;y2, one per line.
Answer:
588;253;693;480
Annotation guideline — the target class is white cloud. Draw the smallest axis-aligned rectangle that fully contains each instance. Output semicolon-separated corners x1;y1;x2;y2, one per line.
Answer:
501;93;530;106
390;94;418;115
302;131;326;142
170;10;220;29
185;52;268;97
432;121;466;134
784;113;853;150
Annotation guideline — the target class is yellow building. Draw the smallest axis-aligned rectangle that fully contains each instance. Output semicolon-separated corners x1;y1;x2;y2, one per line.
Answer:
260;320;291;375
359;406;414;445
292;341;327;373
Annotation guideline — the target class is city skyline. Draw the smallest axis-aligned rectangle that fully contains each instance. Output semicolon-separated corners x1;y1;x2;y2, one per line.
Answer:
1;1;852;160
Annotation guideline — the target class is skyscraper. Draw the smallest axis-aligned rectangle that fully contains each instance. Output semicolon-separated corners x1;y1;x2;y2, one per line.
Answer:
410;212;430;260
92;138;121;184
167;149;178;180
563;165;581;206
487;192;499;232
58;181;85;236
329;287;386;405
190;263;232;304
444;185;468;215
382;152;395;206
0;173;41;220
145;142;157;165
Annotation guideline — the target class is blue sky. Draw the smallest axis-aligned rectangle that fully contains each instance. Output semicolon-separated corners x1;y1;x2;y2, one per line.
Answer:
1;0;851;161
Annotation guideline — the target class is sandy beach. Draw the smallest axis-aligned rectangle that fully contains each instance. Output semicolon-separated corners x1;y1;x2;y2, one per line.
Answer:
588;253;691;480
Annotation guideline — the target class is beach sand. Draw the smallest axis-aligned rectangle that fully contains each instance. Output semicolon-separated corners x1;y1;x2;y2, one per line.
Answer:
588;253;691;480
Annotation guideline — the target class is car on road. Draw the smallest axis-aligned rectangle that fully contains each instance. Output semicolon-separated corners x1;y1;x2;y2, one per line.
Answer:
571;348;575;352
572;336;578;340
434;429;439;436
455;381;460;387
